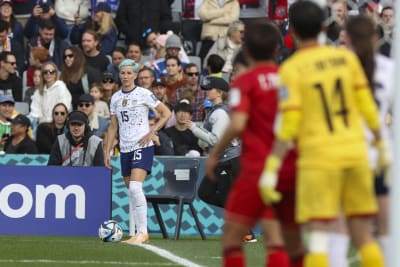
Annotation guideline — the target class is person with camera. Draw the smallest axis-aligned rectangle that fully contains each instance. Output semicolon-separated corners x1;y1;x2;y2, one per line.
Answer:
48;110;104;166
23;0;68;40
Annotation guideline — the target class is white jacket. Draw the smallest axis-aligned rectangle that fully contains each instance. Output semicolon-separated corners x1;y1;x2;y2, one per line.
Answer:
30;80;72;123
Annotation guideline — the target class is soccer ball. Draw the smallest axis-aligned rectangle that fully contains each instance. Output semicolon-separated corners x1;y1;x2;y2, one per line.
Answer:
98;220;123;242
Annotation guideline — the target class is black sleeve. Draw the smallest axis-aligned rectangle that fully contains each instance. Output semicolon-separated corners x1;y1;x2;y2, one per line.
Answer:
159;0;173;33
92;143;105;166
156;131;175;155
36;124;53;154
47;139;63;165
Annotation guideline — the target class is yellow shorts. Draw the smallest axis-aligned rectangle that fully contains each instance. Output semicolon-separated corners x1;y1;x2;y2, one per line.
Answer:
296;160;377;223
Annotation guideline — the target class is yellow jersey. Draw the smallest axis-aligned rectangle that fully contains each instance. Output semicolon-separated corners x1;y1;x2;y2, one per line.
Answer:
279;45;379;168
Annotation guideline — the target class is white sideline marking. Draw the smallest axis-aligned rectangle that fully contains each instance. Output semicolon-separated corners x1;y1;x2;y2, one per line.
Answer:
0;259;179;265
133;243;204;267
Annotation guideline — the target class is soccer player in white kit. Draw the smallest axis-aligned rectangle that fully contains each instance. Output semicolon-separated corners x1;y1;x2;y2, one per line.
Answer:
105;59;171;244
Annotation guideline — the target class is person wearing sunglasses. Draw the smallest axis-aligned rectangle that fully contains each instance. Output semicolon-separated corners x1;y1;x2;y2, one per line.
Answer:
60;46;102;109
77;93;109;139
0;51;22;101
171;63;206;122
30;62;72;128
48;110;105;166
36;102;68;154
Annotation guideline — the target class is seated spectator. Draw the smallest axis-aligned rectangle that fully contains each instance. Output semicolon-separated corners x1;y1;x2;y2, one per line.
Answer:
164;102;202;156
0;20;24;75
205;54;225;78
23;68;41;108
137;66;155;89
81;29;110;73
0;0;23;45
25;46;50;87
144;30;190;65
148;111;174;155
0;51;22;101
70;2;117;55
151;80;172;111
380;6;394;38
77;93;109;139
161;55;186;102
326;0;348;43
89;83;110;119
107;46;126;84
30;62;72;124
60;46;102;109
172;63;206;122
152;34;189;79
204;20;244;74
0;94;13;153
4;114;38;154
126;42;144;70
198;0;240;62
23;1;68;40
101;71;118;106
47;110;104;166
26;18;69;69
35;102;68;154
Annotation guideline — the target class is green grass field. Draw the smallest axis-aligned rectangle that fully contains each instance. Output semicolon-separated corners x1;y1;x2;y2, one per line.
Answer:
0;234;361;267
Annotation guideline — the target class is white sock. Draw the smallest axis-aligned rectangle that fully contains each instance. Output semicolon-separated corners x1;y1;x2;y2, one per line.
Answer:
328;232;349;267
378;235;389;263
129;181;148;234
129;201;136;236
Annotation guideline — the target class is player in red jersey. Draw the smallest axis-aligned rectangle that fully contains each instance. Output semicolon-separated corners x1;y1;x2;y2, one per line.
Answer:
206;20;302;267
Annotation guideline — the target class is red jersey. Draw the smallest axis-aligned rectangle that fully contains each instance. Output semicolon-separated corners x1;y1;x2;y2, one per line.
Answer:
230;63;296;191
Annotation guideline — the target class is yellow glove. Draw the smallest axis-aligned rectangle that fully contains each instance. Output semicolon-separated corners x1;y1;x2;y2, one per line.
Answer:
259;155;282;204
375;140;392;176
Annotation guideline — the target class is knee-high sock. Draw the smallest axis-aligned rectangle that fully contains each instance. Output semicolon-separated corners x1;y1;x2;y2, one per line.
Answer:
223;246;244;267
129;201;136;236
378;235;389;264
129;181;148;234
267;246;290;267
359;242;385;267
328;233;349;267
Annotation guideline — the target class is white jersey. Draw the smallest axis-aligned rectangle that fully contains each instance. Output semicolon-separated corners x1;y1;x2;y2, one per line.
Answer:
110;86;160;153
368;54;394;169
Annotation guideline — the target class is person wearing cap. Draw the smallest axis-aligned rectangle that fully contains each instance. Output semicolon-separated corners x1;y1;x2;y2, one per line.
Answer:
0;94;14;152
104;58;171;244
164;101;203;156
101;71;118;105
115;0;173;47
185;77;240;208
4;114;38;154
23;0;68;41
70;2;117;55
148;110;174;156
77;93;109;139
0;0;24;46
48;110;104;166
152;33;190;79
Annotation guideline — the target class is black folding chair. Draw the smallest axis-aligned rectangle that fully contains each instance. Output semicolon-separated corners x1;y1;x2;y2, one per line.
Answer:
146;158;206;240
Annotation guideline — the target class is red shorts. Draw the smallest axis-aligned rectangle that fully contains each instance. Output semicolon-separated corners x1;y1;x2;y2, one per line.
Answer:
225;170;297;229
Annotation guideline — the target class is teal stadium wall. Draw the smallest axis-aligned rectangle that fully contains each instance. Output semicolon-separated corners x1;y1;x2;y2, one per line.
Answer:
0;155;224;236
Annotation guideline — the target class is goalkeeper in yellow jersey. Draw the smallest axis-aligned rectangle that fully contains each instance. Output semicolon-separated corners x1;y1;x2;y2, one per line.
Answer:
259;1;390;267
